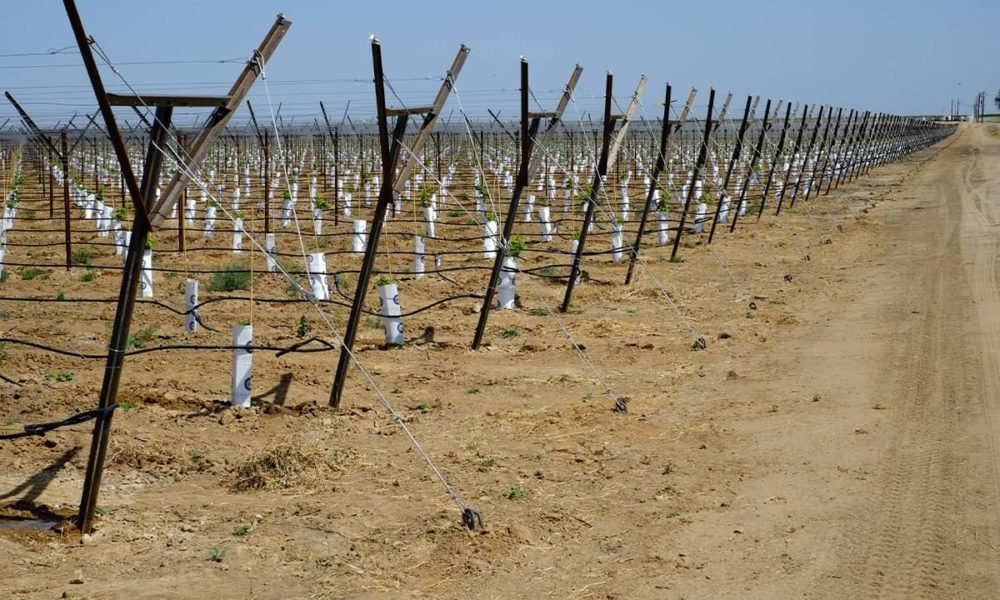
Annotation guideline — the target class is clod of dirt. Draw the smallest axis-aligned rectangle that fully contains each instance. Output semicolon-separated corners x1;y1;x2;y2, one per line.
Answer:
413;326;435;345
80;531;101;545
51;519;78;535
506;523;533;543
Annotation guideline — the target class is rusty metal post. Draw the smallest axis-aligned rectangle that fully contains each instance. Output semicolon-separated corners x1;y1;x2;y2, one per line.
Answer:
329;38;409;408
78;105;173;534
48;147;54;218
807;107;841;201
836;111;867;189
670;88;716;261
825;109;855;195
730;98;772;233
61;131;72;271
435;131;442;185
708;94;753;244
263;130;270;235
775;104;814;215
178;185;187;252
472;59;539;348
848;113;874;182
756;100;793;219
321;133;328;194
561;72;615;313
177;134;186;252
471;62;581;346
625;83;672;284
333;127;340;226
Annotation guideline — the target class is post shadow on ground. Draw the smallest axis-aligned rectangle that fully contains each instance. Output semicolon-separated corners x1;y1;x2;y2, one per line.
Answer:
0;446;80;519
252;372;293;407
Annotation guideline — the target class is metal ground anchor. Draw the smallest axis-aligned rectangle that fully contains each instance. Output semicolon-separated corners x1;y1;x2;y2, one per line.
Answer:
462;507;484;531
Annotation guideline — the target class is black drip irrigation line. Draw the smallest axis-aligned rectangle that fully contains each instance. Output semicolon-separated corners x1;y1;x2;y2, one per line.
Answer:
0;286;486;319
0;403;117;441
0;336;348;360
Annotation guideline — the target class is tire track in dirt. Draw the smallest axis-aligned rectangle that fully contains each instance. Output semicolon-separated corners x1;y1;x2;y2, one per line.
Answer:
811;126;1000;599
956;126;1000;591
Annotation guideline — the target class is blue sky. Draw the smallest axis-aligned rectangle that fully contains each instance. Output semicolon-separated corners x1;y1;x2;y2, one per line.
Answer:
1;0;996;127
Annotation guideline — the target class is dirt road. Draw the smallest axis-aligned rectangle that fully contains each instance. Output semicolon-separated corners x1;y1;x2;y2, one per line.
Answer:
2;125;999;599
666;124;1000;599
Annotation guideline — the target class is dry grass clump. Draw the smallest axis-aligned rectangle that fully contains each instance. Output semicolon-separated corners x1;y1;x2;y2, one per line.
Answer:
109;438;184;471
230;442;320;491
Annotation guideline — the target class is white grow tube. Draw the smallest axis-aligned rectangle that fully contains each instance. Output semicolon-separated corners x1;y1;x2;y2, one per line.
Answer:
231;324;253;408
377;282;404;345
539;206;553;242
423;206;436;238
308;252;330;300
483;220;498;259
497;256;517;309
140;249;153;298
693;203;707;234
351;219;367;254
265;233;277;273
611;221;624;262
657;212;670;245
413;236;426;280
100;206;113;238
204;205;217;238
232;217;243;252
313;209;323;235
184;279;199;333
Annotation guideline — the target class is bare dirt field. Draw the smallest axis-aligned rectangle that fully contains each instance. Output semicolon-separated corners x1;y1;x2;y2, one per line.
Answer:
2;124;999;599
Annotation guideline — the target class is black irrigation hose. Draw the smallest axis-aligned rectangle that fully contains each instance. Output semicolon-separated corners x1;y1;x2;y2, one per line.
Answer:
0;403;118;441
0;260;316;276
327;275;484;316
123;342;342;357
0;284;485;319
0;336;344;360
